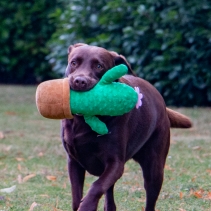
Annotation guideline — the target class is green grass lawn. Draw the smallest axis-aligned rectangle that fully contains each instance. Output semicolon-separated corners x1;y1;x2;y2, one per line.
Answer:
0;85;211;211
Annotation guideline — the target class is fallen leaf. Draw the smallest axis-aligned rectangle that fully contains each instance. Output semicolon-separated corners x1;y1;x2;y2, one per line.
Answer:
205;192;211;200
23;174;36;183
164;164;173;171
5;111;17;116
193;189;204;198
137;198;146;202
206;169;211;176
202;153;211;157
170;139;177;144
15;157;25;162
195;155;203;163
17;164;22;171
0;131;5;139
46;175;57;181
38;152;44;157
29;202;38;211
17;174;22;184
192;146;201;150
191;177;196;182
0;185;16;193
180;192;183;199
189;189;194;196
194;192;202;198
39;194;50;198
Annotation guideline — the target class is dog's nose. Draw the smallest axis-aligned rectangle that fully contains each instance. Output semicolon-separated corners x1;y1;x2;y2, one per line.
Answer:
73;76;88;90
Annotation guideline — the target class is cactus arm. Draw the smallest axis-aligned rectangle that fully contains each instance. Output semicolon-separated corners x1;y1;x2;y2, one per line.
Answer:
99;64;128;85
84;115;108;135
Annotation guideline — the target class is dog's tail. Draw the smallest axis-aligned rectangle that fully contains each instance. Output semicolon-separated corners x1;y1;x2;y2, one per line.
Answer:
166;108;192;128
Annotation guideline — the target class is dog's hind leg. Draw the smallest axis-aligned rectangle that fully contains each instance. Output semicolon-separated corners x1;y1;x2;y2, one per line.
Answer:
104;184;116;211
133;129;170;211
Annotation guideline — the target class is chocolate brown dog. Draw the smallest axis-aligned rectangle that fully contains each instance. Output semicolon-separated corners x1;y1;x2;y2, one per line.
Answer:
61;43;192;211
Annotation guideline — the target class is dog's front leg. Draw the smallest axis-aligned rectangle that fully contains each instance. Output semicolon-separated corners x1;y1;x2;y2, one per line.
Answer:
78;159;124;211
67;157;85;211
104;184;116;211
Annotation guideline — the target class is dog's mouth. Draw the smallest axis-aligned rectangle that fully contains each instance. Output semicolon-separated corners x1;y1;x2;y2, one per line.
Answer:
69;75;98;91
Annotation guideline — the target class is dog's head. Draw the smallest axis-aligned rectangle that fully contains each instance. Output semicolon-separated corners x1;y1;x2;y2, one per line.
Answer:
65;43;134;91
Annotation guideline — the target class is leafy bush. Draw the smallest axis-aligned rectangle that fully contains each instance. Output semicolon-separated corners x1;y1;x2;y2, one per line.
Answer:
0;0;65;84
48;0;211;106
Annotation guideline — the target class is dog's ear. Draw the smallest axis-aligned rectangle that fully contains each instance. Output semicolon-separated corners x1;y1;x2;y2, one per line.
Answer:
68;43;88;54
109;51;136;76
67;43;88;63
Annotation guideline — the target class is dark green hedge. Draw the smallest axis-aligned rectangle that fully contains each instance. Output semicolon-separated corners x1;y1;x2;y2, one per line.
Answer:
49;0;211;106
0;0;65;84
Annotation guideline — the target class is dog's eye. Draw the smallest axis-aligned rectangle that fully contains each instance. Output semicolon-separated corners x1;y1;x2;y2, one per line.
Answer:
71;61;77;67
97;64;103;70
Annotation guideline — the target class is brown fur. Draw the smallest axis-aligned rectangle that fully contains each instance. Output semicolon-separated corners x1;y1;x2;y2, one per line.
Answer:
166;108;192;128
62;43;192;211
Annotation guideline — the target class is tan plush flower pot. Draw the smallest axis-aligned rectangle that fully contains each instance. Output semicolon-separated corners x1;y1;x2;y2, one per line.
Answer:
35;78;73;119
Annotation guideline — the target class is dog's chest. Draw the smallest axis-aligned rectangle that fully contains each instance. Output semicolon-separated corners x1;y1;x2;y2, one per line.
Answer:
72;139;108;176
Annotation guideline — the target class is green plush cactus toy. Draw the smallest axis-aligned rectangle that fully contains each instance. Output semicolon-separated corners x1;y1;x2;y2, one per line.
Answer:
36;64;143;135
